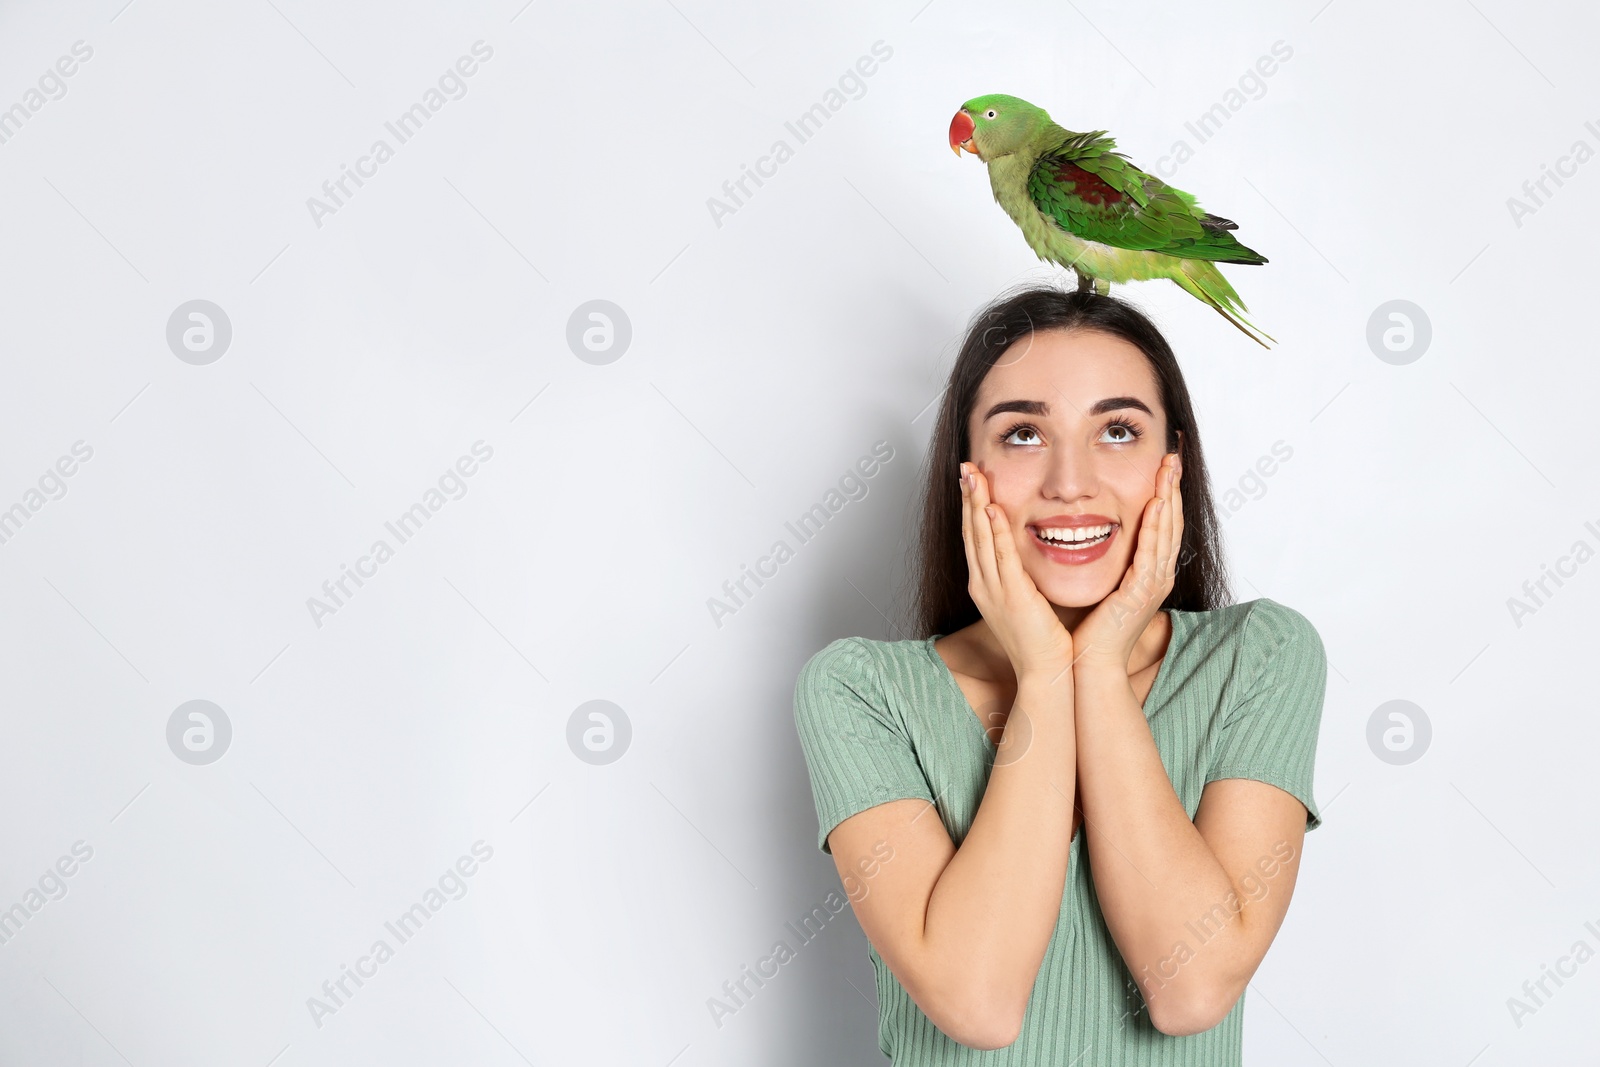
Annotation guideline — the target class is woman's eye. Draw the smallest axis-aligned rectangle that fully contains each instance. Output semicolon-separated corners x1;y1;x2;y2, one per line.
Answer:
1004;426;1041;445
1102;422;1140;444
1003;422;1138;446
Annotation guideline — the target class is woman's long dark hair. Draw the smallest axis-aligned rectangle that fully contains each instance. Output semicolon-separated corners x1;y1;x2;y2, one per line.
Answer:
907;284;1233;639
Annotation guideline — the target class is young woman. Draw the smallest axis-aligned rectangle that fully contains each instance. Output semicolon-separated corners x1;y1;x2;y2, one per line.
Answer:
793;285;1327;1064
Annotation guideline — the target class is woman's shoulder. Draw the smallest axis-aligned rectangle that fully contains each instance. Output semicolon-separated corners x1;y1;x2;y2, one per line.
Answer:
796;633;930;684
796;634;872;685
1180;596;1321;642
1236;597;1324;651
1174;597;1325;674
793;633;936;737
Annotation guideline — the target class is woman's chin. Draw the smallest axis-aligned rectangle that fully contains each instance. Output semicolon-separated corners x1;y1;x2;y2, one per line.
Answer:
1034;575;1118;609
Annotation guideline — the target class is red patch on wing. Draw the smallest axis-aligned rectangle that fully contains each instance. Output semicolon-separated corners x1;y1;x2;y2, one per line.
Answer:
1053;160;1124;207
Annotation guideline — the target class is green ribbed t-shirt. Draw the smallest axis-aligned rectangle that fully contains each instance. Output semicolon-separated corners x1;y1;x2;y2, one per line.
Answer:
792;597;1328;1064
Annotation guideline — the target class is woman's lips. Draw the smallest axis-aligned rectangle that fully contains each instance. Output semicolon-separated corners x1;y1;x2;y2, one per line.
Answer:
1029;523;1117;565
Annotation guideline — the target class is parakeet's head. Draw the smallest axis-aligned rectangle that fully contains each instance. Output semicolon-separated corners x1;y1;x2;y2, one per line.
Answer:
949;94;1050;161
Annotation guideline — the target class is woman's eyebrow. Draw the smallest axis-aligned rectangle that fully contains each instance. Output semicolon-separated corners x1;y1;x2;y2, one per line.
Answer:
981;396;1153;421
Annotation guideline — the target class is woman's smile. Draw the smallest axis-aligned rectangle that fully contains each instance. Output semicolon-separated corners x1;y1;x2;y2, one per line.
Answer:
1027;516;1119;565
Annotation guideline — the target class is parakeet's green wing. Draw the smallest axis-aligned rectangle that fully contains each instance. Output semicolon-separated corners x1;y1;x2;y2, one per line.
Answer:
1027;131;1267;264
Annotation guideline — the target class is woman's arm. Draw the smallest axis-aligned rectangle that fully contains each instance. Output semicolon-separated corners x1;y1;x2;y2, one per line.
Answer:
827;668;1077;1049
828;464;1085;1049
1071;663;1308;1035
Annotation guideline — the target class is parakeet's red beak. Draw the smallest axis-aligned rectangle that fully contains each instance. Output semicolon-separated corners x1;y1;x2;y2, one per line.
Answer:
949;109;977;158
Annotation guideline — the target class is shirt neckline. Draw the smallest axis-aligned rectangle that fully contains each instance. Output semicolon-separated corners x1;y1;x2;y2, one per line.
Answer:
922;609;1189;752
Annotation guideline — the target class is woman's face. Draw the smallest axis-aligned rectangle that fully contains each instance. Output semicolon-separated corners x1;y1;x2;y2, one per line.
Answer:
965;327;1173;609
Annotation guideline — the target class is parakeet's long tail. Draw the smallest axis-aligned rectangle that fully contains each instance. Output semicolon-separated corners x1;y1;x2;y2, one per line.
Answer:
1170;260;1276;350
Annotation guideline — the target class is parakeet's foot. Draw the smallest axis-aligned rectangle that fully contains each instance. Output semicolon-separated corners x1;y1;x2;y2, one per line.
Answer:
1093;277;1110;296
1074;270;1093;293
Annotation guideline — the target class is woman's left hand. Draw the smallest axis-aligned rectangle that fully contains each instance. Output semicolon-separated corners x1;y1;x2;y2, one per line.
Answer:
1069;451;1185;673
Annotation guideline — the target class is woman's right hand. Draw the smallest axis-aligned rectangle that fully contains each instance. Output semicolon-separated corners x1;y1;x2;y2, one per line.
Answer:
960;461;1075;681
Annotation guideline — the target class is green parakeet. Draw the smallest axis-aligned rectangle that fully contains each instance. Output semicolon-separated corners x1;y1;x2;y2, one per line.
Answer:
950;93;1275;348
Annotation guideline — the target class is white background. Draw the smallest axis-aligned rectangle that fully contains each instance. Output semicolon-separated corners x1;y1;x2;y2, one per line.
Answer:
1;0;1596;1064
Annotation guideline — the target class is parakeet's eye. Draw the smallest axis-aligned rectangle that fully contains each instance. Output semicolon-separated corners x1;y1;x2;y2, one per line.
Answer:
984;109;998;119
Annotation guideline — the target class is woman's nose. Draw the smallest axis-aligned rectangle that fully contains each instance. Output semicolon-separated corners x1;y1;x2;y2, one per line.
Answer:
1040;442;1097;500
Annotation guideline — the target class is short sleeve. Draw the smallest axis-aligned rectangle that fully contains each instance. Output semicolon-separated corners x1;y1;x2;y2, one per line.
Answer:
1207;600;1329;832
793;637;936;855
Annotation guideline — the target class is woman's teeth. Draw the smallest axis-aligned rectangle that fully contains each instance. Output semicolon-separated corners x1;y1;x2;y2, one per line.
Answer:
1035;524;1114;549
